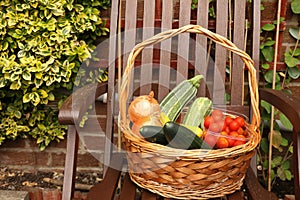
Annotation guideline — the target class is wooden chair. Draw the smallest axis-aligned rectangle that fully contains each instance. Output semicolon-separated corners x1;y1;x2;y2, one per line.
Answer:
58;0;300;199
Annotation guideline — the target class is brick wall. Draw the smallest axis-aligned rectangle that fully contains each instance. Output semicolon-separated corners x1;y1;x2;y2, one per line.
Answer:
0;134;103;173
261;0;300;99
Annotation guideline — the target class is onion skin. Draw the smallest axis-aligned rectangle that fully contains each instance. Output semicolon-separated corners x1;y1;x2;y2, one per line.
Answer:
129;91;162;135
128;91;161;124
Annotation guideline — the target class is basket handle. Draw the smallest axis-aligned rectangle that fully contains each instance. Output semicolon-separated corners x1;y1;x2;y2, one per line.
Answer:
119;25;260;129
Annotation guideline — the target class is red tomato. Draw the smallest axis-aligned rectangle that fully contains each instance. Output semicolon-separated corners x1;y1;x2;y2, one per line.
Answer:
224;116;233;126
224;126;231;133
235;116;245;127
211;109;223;122
227;131;239;147
220;121;227;131
209;122;222;133
233;135;246;146
204;116;212;129
237;127;244;135
204;133;218;148
216;137;229;149
229;120;240;131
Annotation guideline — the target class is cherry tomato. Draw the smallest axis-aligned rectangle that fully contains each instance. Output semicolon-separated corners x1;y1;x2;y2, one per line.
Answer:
216;137;229;149
229;120;240;131
224;126;231;133
227;131;238;147
235;116;245;127
211;109;223;122
237;127;244;135
204;116;212;129
204;134;218;148
233;135;246;146
218;121;226;131
209;122;222;133
224;116;233;126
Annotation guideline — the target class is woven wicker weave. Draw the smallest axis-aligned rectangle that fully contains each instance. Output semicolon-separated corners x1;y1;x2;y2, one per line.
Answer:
119;25;261;199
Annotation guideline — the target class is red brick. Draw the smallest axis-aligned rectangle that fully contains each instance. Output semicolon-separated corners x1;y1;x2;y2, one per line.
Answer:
290;86;300;100
47;139;67;149
261;2;278;20
77;153;102;168
82;135;105;151
81;134;120;151
25;138;40;149
0;151;35;166
24;187;43;200
51;152;66;167
0;138;27;148
77;117;107;133
42;189;62;200
283;24;300;44
74;191;88;200
34;152;51;166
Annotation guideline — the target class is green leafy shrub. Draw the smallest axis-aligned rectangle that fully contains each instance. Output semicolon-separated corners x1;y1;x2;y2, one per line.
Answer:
0;0;110;150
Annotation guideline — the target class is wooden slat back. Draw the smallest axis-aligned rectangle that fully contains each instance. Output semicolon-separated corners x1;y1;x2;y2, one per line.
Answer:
176;0;191;84
158;0;173;101
231;0;246;105
118;0;253;107
104;0;120;172
213;0;228;105
140;0;156;95
195;0;209;96
123;0;138;101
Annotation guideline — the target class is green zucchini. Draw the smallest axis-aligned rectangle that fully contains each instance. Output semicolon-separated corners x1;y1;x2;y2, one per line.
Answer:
183;97;212;127
139;125;168;145
163;121;210;149
160;75;203;121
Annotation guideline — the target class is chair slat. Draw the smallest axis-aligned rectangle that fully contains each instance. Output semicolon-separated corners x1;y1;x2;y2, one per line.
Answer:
61;126;78;200
252;0;261;74
231;0;246;105
123;0;137;62
195;0;209;96
176;0;191;84
140;0;156;95
87;153;125;200
158;0;173;101
123;0;137;99
119;173;137;200
141;189;158;200
104;0;119;174
213;0;228;104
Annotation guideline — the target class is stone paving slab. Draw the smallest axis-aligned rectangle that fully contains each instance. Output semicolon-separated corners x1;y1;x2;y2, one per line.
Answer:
0;190;29;200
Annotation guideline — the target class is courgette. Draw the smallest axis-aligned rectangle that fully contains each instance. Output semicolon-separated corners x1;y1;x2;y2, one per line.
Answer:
160;75;203;121
139;125;168;145
183;97;212;127
182;124;203;137
163;121;210;149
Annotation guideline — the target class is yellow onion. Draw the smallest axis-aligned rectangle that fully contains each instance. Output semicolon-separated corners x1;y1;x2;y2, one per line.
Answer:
128;91;160;123
128;91;162;128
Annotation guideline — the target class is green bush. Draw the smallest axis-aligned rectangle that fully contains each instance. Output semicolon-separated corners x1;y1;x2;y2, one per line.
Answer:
0;0;110;150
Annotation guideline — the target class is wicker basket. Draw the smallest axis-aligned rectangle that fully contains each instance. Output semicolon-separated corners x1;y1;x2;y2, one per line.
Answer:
119;25;261;199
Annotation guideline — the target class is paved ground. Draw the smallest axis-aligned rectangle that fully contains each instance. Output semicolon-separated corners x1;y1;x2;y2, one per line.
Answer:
0;190;29;200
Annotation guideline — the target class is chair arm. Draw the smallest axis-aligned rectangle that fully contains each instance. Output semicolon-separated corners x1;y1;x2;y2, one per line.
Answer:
259;88;300;199
259;88;300;132
58;82;108;125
